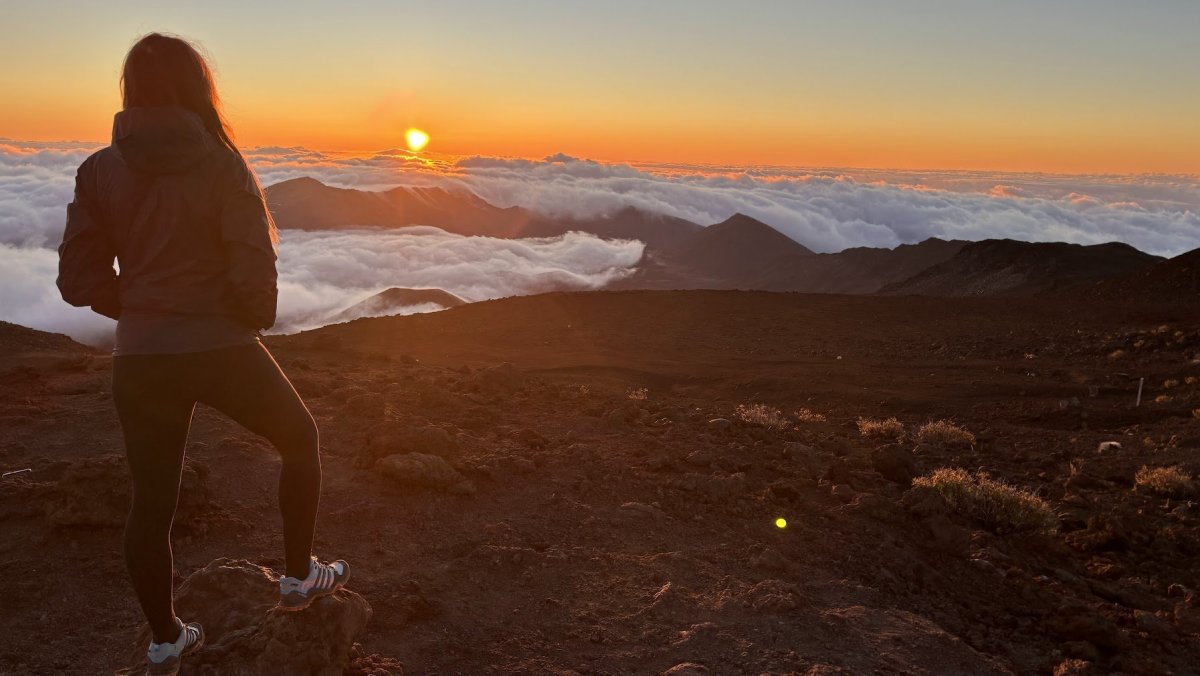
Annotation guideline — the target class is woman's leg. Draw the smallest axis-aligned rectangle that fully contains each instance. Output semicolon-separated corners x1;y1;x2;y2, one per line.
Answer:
199;343;321;579
112;355;197;644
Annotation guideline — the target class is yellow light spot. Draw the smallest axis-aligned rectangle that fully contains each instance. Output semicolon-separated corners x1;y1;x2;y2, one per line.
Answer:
775;517;787;529
405;128;430;152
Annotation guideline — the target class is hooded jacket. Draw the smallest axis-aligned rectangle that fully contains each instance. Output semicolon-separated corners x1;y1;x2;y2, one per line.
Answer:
57;106;278;355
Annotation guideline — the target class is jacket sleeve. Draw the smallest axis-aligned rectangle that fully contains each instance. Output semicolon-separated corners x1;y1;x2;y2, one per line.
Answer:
221;162;279;330
57;162;121;320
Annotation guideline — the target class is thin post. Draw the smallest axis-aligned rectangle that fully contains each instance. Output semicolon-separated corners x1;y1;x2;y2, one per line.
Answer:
1136;377;1144;407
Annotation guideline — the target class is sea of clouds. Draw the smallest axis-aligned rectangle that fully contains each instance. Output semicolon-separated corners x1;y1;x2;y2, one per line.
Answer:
2;139;1198;345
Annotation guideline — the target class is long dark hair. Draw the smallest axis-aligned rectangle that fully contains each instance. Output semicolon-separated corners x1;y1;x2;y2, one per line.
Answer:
122;33;278;245
121;33;239;153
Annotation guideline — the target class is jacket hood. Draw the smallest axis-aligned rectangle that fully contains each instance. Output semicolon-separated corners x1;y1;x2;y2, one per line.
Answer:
112;107;219;174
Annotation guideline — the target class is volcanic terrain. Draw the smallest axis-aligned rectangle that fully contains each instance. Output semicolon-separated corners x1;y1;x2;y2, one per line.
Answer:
2;289;1199;675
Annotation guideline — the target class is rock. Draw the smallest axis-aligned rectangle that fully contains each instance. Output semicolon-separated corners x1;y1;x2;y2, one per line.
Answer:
511;428;548;450
1096;441;1121;453
830;484;857;504
1061;641;1101;662
46;454;210;527
744;579;802;612
671;622;720;648
782;441;814;458
923;514;971;557
1045;603;1126;653
343;392;386;419
376;453;475;494
685;449;715;467
1166;583;1193;600
1053;658;1097;676
618;501;668;522
662;663;709;675
901;485;949;517
707;418;731;432
751;547;791;572
870;445;916;485
128;558;370;675
823;458;855;485
364;425;458;466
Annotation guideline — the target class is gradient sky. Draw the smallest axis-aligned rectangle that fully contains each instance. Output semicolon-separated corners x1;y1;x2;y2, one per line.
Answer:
2;0;1198;172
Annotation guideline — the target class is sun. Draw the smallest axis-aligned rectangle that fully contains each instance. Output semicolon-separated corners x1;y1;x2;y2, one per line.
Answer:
405;128;430;152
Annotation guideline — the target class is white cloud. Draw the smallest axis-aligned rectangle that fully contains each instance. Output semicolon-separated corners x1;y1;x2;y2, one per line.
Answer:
3;139;1199;346
272;227;643;333
0;223;642;344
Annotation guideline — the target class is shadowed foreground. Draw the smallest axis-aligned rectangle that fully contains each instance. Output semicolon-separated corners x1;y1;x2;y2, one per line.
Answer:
2;290;1198;674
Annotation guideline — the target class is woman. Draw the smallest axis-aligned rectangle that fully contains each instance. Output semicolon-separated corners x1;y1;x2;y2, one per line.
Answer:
57;33;349;675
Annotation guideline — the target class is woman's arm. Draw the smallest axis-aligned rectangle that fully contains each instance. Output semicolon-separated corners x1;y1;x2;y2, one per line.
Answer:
57;160;121;320
221;159;279;330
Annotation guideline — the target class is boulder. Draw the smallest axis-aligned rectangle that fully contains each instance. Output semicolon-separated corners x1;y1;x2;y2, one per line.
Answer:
376;453;475;494
46;454;210;528
363;424;458;466
871;445;917;485
128;558;371;675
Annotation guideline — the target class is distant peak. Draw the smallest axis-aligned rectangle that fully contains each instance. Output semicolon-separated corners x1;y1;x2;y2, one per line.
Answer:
266;176;327;190
714;212;769;229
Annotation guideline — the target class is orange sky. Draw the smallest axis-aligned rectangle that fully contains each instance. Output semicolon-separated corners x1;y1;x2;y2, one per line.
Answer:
2;2;1198;173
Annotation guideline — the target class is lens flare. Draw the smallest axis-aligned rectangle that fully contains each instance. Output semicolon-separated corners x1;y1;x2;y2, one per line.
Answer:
405;128;430;152
775;517;787;529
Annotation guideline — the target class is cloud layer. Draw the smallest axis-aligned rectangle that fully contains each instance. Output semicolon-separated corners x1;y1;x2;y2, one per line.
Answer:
273;227;643;333
2;139;1198;345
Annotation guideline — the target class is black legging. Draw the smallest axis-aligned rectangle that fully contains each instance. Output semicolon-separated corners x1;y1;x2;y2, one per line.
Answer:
112;342;321;643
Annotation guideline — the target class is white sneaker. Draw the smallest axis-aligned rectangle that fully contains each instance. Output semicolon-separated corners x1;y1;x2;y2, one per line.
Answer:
278;557;350;610
146;619;204;675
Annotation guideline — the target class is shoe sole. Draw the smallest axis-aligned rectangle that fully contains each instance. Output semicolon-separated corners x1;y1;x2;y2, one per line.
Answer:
146;628;205;676
277;571;351;612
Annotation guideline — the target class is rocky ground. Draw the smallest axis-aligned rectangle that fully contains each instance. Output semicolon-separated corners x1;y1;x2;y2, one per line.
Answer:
1;290;1198;675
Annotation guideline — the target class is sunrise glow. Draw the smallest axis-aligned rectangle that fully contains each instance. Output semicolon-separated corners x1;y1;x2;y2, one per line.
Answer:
405;128;429;153
1;2;1196;173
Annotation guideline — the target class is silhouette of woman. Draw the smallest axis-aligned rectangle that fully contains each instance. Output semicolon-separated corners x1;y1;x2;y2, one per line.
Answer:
57;33;349;675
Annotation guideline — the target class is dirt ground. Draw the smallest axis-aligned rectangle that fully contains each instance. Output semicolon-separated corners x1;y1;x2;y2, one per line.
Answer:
2;290;1198;675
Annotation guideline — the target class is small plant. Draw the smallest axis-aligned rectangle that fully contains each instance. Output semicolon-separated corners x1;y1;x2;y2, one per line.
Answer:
1108;350;1126;360
626;387;649;401
1164;379;1180;389
915;420;976;448
912;468;1057;534
736;404;792;431
857;417;905;441
1154;394;1172;404
1135;465;1195;498
794;408;827;423
1185;376;1198;386
1193;408;1200;420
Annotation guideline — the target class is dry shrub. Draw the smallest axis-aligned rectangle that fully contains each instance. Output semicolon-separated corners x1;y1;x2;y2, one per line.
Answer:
912;468;1057;534
794;408;827;423
915;420;976;448
1185;376;1198;386
1135;466;1195;498
736;404;791;431
1163;379;1180;389
1108;350;1126;360
1193;408;1200;420
857;417;905;441
1154;394;1172;404
626;387;648;401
